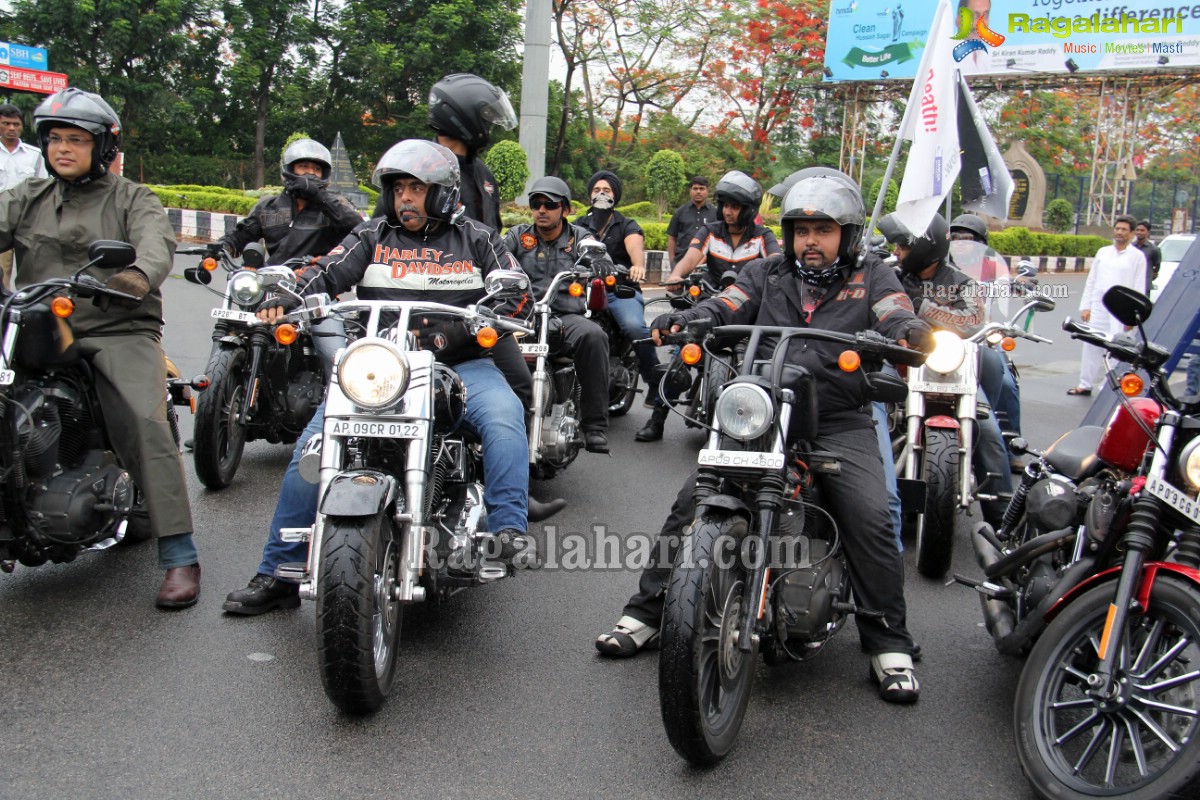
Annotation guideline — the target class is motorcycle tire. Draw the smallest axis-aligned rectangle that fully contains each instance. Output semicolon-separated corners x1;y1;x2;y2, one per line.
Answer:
916;427;959;579
192;347;249;490
316;511;403;714
607;353;638;417
659;510;755;765
1014;577;1200;800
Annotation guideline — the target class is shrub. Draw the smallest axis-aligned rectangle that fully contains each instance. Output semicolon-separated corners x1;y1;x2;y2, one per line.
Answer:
641;222;668;251
1044;198;1075;233
616;201;657;219
866;178;899;215
483;141;530;202
644;149;688;220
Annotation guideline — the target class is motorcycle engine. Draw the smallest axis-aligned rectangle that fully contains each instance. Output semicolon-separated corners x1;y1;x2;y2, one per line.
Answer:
26;450;133;547
1025;475;1079;533
772;480;846;643
432;363;466;434
283;369;325;431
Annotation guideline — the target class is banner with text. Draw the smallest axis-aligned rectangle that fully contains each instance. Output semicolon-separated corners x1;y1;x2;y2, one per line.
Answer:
0;66;68;95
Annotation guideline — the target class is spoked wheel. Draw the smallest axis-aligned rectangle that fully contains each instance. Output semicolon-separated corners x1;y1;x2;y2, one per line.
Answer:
915;427;959;578
192;347;249;490
316;512;404;714
659;511;755;765
1014;578;1200;800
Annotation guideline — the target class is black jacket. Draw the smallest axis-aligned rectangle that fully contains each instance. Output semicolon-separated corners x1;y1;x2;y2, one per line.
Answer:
220;188;361;265
502;222;592;315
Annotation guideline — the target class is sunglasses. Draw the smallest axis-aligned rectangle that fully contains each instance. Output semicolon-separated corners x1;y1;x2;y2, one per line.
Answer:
529;198;561;211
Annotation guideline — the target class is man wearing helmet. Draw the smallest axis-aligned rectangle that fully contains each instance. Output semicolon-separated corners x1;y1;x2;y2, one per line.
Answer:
597;172;932;703
501;176;611;454
223;140;542;615
0;87;201;608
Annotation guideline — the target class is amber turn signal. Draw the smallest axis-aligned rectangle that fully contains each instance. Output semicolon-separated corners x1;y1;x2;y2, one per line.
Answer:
568;282;584;297
1120;372;1144;396
50;296;75;317
681;343;703;365
476;327;499;348
202;257;219;271
274;324;298;346
688;285;701;297
837;350;861;372
604;274;616;287
1001;337;1017;351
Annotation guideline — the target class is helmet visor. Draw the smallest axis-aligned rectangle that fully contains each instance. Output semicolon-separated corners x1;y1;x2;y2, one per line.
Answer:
371;140;460;190
479;91;518;131
782;177;864;226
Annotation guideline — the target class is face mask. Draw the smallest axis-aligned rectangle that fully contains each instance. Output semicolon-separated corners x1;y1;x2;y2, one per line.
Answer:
591;192;614;210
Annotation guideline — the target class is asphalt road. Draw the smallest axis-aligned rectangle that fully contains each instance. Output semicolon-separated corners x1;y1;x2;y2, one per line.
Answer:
1;266;1194;800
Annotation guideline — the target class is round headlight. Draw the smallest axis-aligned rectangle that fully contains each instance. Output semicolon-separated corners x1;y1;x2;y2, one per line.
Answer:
925;329;966;374
228;270;265;307
714;384;774;440
1177;437;1200;494
337;341;409;409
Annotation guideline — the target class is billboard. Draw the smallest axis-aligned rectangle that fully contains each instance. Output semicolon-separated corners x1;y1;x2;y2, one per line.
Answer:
0;66;67;95
0;41;49;71
823;0;1200;81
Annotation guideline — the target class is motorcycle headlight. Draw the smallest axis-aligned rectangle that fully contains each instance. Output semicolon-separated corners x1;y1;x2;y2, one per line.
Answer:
714;383;774;441
1177;437;1200;494
925;329;966;375
337;341;409;410
228;270;265;307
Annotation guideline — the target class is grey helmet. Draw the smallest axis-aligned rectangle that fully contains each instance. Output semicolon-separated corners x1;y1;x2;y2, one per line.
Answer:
34;88;122;184
780;171;866;283
281;138;332;185
428;73;517;153
371;139;461;225
767;167;857;201
714;170;763;230
949;213;989;244
527;175;571;209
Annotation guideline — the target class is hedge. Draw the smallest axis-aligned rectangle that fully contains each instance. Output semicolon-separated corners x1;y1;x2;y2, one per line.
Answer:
149;187;258;215
988;228;1110;258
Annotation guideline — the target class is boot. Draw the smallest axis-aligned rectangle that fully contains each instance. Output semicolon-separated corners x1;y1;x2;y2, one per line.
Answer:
635;405;669;442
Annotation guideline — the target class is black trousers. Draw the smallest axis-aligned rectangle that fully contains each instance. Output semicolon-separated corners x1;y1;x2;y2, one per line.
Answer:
621;426;917;655
559;313;609;432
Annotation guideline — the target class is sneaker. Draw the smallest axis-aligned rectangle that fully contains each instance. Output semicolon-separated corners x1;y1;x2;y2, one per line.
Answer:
222;574;300;616
870;652;920;703
595;615;659;657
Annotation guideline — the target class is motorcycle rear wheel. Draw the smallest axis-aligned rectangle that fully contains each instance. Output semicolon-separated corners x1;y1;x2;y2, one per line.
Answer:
316;512;403;714
192;347;249;490
1014;578;1200;800
659;511;755;765
607;353;638;417
915;427;959;578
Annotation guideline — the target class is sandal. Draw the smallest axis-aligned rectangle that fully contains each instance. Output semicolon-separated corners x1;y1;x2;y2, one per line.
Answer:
595;615;659;658
870;652;920;703
1066;387;1092;396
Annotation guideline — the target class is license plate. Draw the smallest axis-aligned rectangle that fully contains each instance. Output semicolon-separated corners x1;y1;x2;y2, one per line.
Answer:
698;449;785;470
211;308;260;324
911;381;972;394
520;343;549;355
328;418;427;439
0;369;12;386
1144;475;1200;525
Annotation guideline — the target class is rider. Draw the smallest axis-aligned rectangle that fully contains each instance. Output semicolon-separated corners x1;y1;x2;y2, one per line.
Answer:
0;87;201;608
881;211;1010;531
223;140;537;615
501;176;611;455
597;172;933;703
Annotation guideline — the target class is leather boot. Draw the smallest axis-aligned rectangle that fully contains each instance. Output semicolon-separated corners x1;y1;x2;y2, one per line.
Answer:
528;496;567;522
635;406;669;442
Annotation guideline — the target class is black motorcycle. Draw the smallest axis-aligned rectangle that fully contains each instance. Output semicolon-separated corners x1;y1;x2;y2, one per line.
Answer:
592;275;642;417
179;245;326;489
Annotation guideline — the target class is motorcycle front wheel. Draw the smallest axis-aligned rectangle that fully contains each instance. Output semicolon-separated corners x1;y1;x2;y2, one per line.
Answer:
192;347;249;490
316;512;403;714
659;511;755;765
1014;577;1200;800
915;427;959;578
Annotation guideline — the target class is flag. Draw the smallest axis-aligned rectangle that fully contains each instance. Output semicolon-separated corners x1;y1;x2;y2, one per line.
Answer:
892;0;960;236
957;71;1014;220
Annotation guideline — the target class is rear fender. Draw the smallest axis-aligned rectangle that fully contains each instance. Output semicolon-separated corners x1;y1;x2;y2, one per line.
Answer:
319;470;398;517
1044;562;1200;623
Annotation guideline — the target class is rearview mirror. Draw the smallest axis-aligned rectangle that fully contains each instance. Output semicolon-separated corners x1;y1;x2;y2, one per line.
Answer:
483;269;529;295
87;240;137;270
242;242;266;269
183;266;212;286
864;371;908;404
1103;285;1152;327
1034;295;1056;312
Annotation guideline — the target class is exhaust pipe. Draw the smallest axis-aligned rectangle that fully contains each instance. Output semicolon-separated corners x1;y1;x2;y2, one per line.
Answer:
971;523;1015;644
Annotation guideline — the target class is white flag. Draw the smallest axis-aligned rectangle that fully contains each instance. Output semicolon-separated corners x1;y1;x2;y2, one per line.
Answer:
893;0;961;236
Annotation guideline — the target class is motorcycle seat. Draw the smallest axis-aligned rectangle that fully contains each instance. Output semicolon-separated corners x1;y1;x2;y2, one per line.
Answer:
1043;425;1104;481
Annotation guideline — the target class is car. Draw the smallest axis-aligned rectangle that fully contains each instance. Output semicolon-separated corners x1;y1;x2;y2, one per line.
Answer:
1149;233;1198;303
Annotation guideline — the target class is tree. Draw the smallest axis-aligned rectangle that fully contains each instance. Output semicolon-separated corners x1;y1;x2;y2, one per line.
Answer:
644;149;687;218
484;140;530;202
1044;198;1075;233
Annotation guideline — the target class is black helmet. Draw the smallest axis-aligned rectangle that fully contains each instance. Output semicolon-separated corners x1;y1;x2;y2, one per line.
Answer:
34;88;122;184
281;138;332;185
714;170;763;230
371;140;461;225
949;213;989;244
428;73;517;154
880;212;950;274
527;175;571;209
780;171;865;283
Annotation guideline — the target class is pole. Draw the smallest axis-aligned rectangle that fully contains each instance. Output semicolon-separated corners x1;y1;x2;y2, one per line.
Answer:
518;0;551;199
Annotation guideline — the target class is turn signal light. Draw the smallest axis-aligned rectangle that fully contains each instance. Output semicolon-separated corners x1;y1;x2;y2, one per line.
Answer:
51;296;75;317
681;343;703;365
568;282;584;297
476;327;499;348
202;257;219;271
604;274;616;287
838;350;861;372
688;285;701;297
275;324;298;346
1001;337;1016;351
1120;372;1145;396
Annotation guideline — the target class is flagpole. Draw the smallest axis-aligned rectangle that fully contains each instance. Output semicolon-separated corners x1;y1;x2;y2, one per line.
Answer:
945;68;962;223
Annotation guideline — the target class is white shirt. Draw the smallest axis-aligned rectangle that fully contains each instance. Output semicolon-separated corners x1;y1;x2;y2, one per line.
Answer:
1080;242;1146;321
0;139;47;192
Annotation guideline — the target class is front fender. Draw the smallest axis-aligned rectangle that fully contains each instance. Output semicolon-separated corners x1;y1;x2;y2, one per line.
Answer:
925;414;961;430
1044;562;1200;623
695;493;752;521
319;470;398;517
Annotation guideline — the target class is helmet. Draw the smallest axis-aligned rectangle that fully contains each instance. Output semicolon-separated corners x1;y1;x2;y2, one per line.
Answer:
371;139;461;225
713;170;763;230
527;175;571;209
768;167;856;201
281;138;332;185
779;171;866;281
34;88;122;184
949;213;989;244
428;73;517;154
880;212;950;274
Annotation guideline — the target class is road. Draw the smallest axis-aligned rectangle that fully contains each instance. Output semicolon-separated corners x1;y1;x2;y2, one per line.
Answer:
1;266;1194;800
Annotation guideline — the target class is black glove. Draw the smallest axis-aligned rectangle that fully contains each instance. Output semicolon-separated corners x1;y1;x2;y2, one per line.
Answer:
286;175;324;201
904;324;936;354
415;317;474;360
588;253;616;279
205;241;226;259
257;295;301;316
96;268;150;311
651;312;686;335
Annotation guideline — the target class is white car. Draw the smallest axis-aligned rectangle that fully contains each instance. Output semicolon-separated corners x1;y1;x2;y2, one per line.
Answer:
1149;233;1198;303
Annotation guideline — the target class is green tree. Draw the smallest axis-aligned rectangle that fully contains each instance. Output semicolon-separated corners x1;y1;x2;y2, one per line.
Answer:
867;177;900;218
644;149;687;219
1044;198;1075;233
484;140;529;202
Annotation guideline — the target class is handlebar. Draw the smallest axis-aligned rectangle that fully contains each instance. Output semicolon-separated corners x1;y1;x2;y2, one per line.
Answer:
711;324;927;368
1062;317;1170;370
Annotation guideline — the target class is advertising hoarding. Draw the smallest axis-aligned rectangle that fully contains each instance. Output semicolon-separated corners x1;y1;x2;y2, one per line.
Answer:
0;66;68;95
0;42;49;71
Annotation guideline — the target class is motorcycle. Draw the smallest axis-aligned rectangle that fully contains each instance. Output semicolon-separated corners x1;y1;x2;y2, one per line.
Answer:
594;278;643;418
178;244;326;489
0;241;188;570
657;323;923;764
1012;285;1200;800
264;268;534;713
894;292;1056;578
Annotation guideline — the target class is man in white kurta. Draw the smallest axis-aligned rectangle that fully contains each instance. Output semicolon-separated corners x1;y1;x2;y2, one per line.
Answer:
1070;215;1147;394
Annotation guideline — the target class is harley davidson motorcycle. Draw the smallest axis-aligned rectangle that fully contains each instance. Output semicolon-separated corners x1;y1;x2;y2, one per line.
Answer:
657;323;924;764
0;241;181;569
264;269;534;713
178;244;326;489
1011;285;1200;800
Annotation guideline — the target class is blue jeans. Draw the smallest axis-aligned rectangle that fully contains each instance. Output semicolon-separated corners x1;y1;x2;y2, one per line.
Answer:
1187;353;1200;396
607;291;664;404
873;402;903;550
979;346;1021;436
257;357;529;577
159;533;199;569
